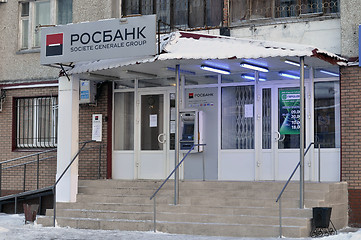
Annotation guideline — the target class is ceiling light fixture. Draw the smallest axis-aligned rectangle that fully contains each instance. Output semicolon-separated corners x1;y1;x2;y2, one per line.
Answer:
240;63;269;73
241;74;266;82
167;67;196;75
200;65;230;75
279;72;300;79
284;59;307;68
319;69;339;77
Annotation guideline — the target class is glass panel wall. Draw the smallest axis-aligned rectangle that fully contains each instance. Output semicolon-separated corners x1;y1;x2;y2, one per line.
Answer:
314;81;340;148
262;88;271;149
114;92;134;150
222;85;254;149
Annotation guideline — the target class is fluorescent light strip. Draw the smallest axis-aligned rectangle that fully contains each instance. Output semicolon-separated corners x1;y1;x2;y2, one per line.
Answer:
241;74;266;81
240;63;269;73
167;67;196;75
319;70;339;77
200;65;230;75
279;72;300;79
284;60;307;68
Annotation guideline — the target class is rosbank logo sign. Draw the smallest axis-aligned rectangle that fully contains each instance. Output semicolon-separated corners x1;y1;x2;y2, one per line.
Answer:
40;15;156;65
46;33;63;56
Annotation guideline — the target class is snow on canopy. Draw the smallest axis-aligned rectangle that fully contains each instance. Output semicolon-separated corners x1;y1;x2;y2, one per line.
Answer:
70;31;347;74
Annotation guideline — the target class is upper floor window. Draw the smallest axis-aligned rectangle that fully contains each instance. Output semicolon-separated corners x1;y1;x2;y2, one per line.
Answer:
122;0;222;32
19;0;72;50
231;0;339;23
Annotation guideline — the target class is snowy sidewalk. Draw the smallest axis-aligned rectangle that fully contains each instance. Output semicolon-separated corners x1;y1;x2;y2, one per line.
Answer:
0;213;359;240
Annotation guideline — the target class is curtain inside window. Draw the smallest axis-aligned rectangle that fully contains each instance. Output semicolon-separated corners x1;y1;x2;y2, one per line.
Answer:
34;1;50;47
58;0;73;25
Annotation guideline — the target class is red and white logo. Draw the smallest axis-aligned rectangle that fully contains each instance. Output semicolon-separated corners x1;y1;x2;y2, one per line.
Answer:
46;33;63;56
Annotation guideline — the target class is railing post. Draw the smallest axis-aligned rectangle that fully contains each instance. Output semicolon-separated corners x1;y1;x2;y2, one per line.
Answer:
0;163;2;197
153;196;156;232
318;143;321;182
23;164;27;192
14;196;17;214
37;154;40;189
98;144;102;179
279;197;282;238
53;185;56;227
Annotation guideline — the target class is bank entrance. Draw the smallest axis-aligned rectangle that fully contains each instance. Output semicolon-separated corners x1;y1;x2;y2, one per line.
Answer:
112;74;340;182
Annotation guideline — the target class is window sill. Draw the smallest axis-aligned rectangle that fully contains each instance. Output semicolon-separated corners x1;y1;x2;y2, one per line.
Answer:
13;147;57;153
16;48;41;55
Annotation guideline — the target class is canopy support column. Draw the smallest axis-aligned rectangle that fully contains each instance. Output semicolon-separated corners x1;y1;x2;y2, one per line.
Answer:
300;56;305;209
174;65;180;205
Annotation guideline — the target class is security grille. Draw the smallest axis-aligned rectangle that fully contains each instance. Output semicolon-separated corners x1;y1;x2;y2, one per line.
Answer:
16;97;58;148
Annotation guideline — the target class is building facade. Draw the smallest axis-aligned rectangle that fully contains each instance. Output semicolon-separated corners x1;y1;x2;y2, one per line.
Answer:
0;0;361;226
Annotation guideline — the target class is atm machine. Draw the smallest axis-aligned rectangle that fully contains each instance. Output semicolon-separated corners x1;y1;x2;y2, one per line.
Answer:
180;109;204;152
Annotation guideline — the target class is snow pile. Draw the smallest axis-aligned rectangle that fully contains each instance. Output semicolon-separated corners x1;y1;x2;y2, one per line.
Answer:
0;213;359;240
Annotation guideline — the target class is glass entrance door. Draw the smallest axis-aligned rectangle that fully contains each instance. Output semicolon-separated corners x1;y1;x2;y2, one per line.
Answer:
258;83;311;180
138;92;168;179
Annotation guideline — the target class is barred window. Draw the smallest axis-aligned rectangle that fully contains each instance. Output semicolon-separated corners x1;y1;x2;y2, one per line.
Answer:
16;97;58;148
122;0;222;32
230;0;339;22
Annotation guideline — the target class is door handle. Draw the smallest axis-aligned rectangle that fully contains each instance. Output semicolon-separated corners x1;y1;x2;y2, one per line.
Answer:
157;133;166;144
275;131;285;142
275;131;280;141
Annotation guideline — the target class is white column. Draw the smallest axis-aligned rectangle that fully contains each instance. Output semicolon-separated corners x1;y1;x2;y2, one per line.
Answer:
56;75;79;202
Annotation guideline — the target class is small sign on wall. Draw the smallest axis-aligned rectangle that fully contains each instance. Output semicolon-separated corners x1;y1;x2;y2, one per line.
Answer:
92;114;102;142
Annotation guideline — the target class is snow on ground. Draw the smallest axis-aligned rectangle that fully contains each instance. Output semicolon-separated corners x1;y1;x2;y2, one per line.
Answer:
0;213;359;240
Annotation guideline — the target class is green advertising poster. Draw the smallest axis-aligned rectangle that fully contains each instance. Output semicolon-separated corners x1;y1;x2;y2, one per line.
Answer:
279;89;300;135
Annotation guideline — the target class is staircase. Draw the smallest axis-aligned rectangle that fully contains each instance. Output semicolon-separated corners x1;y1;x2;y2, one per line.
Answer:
37;180;348;238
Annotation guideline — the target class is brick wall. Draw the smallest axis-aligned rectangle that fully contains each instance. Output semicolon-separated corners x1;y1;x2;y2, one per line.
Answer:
0;86;58;194
78;82;111;180
341;65;361;226
0;81;112;194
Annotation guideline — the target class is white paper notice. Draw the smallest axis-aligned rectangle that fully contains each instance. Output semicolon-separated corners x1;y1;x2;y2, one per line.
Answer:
244;104;254;118
150;114;157;127
170;121;176;133
92;114;102;142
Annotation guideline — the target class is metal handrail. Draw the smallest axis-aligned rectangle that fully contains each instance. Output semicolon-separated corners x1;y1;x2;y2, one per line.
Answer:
276;142;318;238
0;149;58;196
52;140;96;227
0;148;57;165
276;142;314;203
0;140;104;199
150;143;205;232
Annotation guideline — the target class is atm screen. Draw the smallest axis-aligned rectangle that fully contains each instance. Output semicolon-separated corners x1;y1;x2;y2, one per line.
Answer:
183;123;194;135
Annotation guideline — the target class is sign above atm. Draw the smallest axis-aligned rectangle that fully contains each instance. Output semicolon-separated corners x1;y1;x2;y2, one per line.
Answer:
40;15;156;65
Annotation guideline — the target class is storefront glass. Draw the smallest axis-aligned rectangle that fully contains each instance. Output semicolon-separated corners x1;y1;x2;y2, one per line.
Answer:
221;85;255;149
314;81;340;148
114;92;134;150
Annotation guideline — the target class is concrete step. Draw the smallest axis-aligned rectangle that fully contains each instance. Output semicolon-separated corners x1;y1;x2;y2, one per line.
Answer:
54;202;313;218
37;180;347;238
78;185;326;201
78;180;336;192
75;192;323;208
37;215;308;238
47;208;310;226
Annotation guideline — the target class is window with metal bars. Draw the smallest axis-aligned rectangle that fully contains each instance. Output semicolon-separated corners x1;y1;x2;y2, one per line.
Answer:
122;0;222;32
230;0;339;22
15;97;58;148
